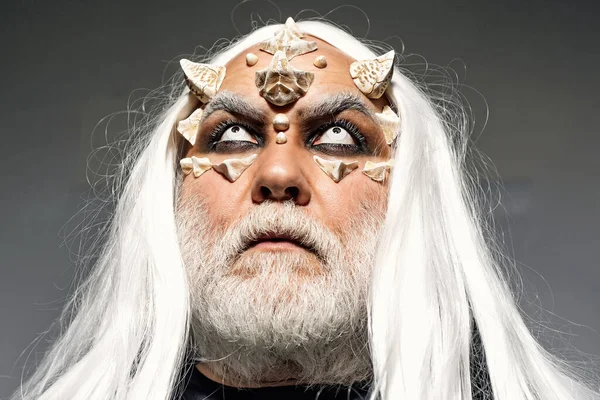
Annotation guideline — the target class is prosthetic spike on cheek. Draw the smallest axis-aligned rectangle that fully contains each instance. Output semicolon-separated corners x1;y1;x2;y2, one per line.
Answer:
313;155;359;183
362;160;394;182
212;154;258;182
180;156;212;178
180;158;194;176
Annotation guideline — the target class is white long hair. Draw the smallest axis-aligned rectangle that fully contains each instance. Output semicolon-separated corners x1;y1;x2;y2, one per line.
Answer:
12;18;600;400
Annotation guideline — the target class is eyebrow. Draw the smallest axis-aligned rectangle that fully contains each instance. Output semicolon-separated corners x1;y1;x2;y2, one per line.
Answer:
201;91;268;124
201;91;378;126
298;92;378;123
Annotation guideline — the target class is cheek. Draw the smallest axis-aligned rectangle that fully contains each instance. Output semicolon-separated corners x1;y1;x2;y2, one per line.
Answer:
179;172;248;229
312;171;388;232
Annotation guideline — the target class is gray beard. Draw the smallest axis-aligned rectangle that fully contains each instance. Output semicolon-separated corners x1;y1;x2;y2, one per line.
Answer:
176;199;384;387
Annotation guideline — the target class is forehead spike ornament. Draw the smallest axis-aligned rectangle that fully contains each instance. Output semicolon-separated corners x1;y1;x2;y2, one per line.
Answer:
362;160;394;182
180;59;226;103
255;50;314;106
180;156;213;178
349;50;396;99
376;105;401;145
313;155;359;183
177;108;203;145
212;154;258;182
259;17;318;60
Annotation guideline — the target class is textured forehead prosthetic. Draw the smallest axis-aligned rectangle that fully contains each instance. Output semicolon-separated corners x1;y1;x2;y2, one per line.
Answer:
176;18;401;184
255;18;317;107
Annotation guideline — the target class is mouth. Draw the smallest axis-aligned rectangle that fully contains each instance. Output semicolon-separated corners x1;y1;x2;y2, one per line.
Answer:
245;233;316;254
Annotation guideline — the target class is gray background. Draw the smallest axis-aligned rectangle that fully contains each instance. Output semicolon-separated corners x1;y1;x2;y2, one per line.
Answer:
1;0;598;397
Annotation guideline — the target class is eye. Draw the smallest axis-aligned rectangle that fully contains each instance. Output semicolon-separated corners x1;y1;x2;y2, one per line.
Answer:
309;120;368;156
314;126;356;145
217;125;257;144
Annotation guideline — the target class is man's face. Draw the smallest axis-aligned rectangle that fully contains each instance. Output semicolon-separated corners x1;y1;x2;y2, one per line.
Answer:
176;37;392;385
180;36;391;257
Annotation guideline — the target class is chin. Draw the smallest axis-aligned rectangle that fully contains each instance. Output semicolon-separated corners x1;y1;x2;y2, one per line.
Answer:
228;247;325;278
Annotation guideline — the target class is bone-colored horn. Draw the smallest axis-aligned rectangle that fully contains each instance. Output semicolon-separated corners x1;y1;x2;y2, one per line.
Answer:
259;17;317;60
180;59;226;103
255;50;314;106
313;155;359;183
212;154;258;182
376;105;401;145
177;108;204;145
349;50;396;99
362;160;394;182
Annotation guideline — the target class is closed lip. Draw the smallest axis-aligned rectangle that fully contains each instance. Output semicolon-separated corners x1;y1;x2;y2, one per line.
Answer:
245;232;314;253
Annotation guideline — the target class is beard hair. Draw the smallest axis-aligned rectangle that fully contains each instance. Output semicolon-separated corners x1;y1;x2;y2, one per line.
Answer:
176;197;385;387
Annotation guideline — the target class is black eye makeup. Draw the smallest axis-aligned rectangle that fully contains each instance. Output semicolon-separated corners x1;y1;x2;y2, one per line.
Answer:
206;119;263;153
307;118;369;156
201;116;372;156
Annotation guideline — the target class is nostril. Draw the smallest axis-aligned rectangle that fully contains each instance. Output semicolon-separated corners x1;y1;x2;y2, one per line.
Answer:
286;186;299;200
260;186;272;199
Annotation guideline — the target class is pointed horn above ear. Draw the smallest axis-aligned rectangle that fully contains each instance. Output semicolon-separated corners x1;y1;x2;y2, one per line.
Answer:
180;59;226;103
349;50;396;99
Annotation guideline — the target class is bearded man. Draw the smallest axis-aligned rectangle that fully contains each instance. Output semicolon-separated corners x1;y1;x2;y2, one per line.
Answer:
11;17;600;400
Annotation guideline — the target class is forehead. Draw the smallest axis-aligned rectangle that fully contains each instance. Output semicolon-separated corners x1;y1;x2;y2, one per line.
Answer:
220;36;389;113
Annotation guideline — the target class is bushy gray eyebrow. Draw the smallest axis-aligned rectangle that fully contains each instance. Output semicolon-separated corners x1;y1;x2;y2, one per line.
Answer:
201;91;268;124
201;90;377;126
298;92;378;123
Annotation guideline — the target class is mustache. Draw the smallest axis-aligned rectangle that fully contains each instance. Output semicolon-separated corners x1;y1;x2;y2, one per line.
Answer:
217;201;341;263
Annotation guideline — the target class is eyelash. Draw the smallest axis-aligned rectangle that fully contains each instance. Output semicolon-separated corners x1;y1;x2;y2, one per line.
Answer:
309;119;367;154
207;119;262;152
207;118;368;155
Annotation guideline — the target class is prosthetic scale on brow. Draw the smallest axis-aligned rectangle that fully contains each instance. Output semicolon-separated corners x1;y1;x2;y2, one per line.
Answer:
255;18;317;145
176;17;401;183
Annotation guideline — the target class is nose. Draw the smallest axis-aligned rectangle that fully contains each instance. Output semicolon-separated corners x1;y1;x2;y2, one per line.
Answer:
250;145;311;205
